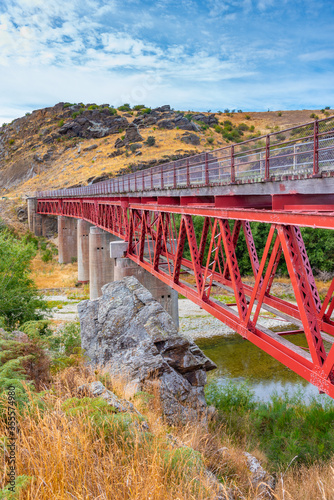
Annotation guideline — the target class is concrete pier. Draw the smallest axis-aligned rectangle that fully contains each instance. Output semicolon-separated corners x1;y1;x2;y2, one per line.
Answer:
33;213;43;236
58;216;78;264
89;227;115;300
27;198;37;232
112;250;179;328
77;220;91;282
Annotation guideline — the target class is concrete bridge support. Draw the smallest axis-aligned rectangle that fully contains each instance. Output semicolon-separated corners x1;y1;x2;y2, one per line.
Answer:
27;198;37;232
89;227;116;300
58;216;78;264
77;220;91;283
110;241;179;328
33;213;43;236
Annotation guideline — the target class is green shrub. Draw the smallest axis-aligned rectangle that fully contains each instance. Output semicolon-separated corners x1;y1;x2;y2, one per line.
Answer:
245;114;251;120
133;104;146;111
139;107;151;115
238;123;249;132
58;119;64;127
87;104;99;110
207;137;214;144
206;381;334;466
0;230;46;329
21;320;52;339
61;397;146;445
310;113;319;119
0;475;32;499
41;249;53;262
145;136;156;147
63;103;75;108
118;103;131;112
8;139;15;145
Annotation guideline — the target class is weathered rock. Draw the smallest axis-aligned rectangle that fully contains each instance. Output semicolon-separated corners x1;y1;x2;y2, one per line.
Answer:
157;119;175;130
78;276;216;422
153;105;171;112
124;123;143;144
181;133;200;145
114;138;125;149
243;452;275;499
83;144;98;152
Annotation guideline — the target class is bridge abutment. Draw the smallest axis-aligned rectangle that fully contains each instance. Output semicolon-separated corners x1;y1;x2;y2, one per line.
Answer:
58;216;78;264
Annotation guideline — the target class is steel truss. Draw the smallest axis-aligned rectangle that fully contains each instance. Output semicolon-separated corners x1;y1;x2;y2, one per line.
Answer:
37;197;334;397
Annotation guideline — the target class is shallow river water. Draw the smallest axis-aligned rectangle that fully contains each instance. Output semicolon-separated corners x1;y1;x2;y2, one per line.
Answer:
196;333;332;403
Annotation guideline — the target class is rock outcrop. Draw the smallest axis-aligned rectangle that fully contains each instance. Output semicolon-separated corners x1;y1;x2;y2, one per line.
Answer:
78;276;216;422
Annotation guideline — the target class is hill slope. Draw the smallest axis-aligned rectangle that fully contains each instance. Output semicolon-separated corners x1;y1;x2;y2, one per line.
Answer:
0;102;328;200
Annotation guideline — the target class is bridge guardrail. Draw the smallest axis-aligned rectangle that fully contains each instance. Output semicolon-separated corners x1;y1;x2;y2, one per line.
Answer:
36;116;334;198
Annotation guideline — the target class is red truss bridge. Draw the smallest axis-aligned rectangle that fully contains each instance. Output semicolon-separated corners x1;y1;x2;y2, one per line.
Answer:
36;116;334;397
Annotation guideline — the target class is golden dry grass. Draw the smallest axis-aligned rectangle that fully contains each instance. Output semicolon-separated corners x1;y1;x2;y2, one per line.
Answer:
1;366;334;499
30;253;78;289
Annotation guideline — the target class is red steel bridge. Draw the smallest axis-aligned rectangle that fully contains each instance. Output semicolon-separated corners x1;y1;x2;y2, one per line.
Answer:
36;116;334;397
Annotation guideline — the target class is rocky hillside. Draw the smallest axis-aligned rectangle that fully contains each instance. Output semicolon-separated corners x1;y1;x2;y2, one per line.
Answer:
0;102;329;200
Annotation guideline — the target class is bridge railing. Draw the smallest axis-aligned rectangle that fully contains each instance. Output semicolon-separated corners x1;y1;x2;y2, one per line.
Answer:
36;115;334;198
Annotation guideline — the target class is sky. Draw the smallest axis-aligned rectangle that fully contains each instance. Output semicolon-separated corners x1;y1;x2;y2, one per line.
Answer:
0;0;333;124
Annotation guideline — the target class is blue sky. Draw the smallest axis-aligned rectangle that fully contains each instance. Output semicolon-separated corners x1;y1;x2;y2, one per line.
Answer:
0;0;333;124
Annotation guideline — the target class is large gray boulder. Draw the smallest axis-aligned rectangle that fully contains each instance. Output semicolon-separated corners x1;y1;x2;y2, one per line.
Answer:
78;276;216;422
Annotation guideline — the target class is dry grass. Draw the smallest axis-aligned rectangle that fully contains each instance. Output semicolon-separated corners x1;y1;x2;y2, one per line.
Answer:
274;464;334;500
1;366;334;499
30;253;78;289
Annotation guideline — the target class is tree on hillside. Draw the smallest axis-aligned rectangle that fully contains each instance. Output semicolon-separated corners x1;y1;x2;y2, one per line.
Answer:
0;227;46;329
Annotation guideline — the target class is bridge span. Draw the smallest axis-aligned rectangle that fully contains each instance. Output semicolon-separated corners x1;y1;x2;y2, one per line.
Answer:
31;116;334;397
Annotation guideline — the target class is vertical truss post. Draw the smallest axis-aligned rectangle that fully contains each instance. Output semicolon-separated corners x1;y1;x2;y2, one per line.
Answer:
186;159;190;187
153;213;163;271
173;216;187;284
231;145;235;183
161;166;164;189
265;134;270;180
266;244;282;295
205;152;209;185
313;119;319;175
184;215;205;293
223;220;242;279
278;225;326;367
242;221;263;286
199;217;210;265
173;161;176;189
220;219;248;321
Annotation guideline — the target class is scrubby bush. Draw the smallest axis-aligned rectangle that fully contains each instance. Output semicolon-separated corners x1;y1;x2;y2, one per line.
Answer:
118;103;131;112
0;229;46;329
145;136;156;147
133;104;146;111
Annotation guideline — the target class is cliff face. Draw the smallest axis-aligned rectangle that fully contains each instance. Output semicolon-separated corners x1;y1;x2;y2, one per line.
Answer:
0;102;324;199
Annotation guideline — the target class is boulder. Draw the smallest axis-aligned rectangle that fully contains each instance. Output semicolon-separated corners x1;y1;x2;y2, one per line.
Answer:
153;105;171;112
181;133;200;146
78;276;216;423
124;123;143;144
83;144;98;152
114;138;125;149
157;119;175;130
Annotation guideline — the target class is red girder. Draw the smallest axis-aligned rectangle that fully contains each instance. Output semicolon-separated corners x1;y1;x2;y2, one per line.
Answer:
36;197;334;398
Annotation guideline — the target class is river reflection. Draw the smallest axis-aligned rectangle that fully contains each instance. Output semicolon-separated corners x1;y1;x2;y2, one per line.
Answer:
196;333;332;403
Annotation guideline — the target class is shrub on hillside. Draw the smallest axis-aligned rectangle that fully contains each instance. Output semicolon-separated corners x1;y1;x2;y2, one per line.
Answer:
145;136;156;147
